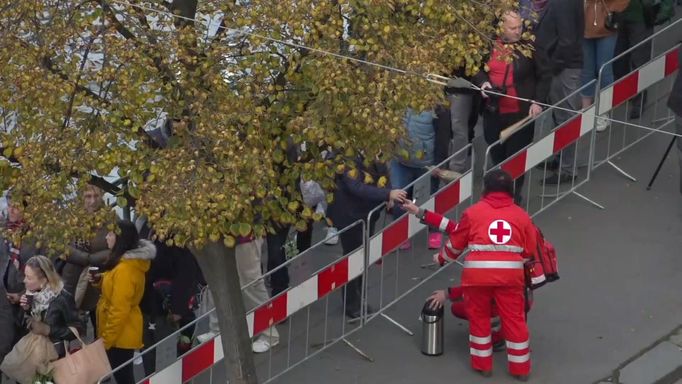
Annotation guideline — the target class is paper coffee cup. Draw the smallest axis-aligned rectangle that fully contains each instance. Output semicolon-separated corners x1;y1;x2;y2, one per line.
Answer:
25;292;34;308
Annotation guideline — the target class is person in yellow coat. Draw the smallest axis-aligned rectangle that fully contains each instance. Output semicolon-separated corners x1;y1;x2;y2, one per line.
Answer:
90;220;155;384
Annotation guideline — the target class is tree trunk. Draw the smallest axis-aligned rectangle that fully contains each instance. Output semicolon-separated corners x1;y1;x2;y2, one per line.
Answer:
192;241;258;384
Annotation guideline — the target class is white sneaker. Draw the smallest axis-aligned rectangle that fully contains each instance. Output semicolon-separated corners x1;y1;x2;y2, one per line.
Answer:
252;335;279;353
596;115;610;132
324;227;339;245
196;331;218;344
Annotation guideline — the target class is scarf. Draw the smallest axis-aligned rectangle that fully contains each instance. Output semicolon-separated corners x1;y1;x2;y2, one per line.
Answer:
30;282;63;319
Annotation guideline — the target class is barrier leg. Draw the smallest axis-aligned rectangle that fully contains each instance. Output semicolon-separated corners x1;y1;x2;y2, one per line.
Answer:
380;313;414;336
571;191;606;209
606;161;637;182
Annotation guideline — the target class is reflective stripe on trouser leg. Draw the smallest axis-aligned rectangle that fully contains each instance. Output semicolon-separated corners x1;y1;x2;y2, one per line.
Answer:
493;286;530;375
464;286;495;372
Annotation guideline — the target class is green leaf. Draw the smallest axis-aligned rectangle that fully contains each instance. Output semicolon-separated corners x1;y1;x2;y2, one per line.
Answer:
229;224;240;236
116;196;128;207
238;223;251;237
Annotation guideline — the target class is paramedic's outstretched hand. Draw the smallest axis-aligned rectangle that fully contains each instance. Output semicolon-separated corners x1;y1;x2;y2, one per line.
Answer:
427;290;447;310
401;200;419;215
433;253;445;266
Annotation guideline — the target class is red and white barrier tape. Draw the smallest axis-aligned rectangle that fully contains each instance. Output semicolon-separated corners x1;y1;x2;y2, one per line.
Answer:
368;172;473;264
501;47;679;180
139;337;224;384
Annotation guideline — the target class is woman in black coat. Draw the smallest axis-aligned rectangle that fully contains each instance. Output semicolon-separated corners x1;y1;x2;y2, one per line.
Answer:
20;255;83;358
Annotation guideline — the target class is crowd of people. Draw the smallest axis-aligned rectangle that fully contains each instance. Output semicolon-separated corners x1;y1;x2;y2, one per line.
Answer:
0;0;679;383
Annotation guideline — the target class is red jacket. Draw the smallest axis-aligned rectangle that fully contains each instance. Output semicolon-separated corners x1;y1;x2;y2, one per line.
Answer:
423;192;536;287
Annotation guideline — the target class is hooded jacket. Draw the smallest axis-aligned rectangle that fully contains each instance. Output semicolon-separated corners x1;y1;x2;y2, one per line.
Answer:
97;240;156;350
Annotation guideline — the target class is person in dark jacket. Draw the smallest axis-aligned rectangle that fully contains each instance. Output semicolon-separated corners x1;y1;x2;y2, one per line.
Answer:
60;185;109;336
475;11;542;203
19;256;82;358
327;156;406;319
667;46;682;193
0;194;42;369
139;240;204;374
613;0;653;119
534;0;585;184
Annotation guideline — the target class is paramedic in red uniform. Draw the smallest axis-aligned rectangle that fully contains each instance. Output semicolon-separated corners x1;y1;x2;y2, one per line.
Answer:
403;169;536;381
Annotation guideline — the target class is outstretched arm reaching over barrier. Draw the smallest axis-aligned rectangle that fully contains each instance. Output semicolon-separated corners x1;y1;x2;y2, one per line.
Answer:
402;201;468;265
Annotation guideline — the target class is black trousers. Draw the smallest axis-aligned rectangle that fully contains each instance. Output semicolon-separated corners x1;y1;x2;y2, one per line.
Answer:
142;312;197;376
107;347;135;384
338;218;378;313
614;20;653;106
484;110;535;199
266;222;313;297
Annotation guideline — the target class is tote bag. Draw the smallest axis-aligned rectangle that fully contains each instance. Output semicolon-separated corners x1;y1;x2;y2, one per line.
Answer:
50;327;112;384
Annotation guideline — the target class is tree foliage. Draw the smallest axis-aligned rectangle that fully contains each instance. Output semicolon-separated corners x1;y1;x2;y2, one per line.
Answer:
0;0;517;249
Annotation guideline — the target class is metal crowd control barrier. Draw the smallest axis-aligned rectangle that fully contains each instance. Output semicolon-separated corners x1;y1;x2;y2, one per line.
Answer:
96;306;217;383
483;80;603;217
133;220;367;384
593;19;681;180
363;144;474;332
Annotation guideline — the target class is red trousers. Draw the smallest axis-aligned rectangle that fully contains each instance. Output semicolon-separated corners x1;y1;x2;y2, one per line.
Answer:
464;285;530;375
450;286;533;346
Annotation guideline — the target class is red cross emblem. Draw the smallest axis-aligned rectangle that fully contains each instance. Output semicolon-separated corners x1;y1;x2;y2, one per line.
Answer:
488;220;512;244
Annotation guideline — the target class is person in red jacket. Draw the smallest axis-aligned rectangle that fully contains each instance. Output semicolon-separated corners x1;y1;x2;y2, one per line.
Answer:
403;169;536;381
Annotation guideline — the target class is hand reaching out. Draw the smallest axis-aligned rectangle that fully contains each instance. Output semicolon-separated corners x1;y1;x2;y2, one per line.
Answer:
529;102;542;118
401;200;419;215
389;189;407;204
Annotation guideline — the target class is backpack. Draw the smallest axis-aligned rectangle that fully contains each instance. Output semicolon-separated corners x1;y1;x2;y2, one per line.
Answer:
525;225;559;290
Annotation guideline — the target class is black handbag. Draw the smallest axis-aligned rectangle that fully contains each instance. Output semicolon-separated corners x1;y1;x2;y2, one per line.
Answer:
602;0;621;31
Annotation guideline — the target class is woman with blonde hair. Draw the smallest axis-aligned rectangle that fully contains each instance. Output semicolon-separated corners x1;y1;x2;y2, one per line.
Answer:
19;255;83;357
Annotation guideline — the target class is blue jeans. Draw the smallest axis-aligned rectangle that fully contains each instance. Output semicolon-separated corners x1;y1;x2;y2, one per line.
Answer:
581;35;618;97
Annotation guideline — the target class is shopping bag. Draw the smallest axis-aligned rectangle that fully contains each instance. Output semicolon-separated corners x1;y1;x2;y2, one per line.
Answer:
0;332;58;384
50;327;111;384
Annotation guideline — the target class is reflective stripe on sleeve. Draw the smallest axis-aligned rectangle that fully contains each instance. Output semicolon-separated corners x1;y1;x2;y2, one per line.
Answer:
439;218;451;232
